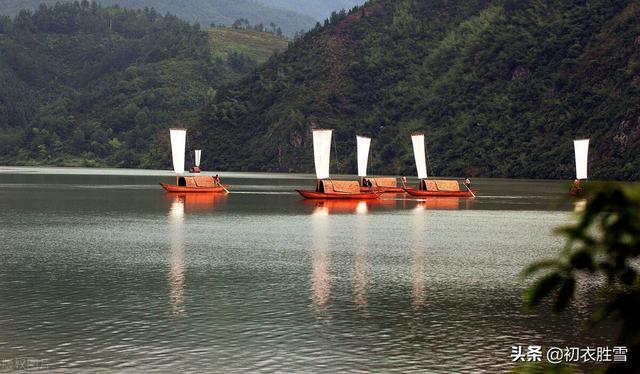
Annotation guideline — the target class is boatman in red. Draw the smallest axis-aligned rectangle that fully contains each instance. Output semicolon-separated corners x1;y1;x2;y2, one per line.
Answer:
571;179;582;195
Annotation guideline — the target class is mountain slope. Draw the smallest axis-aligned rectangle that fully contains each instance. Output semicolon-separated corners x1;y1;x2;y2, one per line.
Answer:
196;0;640;180
0;3;283;168
0;0;316;36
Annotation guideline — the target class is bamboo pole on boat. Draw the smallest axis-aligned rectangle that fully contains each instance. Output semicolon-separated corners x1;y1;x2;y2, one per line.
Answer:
463;182;476;198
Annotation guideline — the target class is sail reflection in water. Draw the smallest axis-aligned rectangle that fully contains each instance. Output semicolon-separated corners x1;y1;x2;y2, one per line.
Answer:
411;204;428;307
310;205;331;315
354;201;369;310
168;196;186;317
302;199;396;214
574;199;587;213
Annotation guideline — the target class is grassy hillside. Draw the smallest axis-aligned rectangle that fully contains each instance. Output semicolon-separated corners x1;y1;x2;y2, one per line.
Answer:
0;0;316;36
195;0;640;180
208;27;288;64
0;3;281;168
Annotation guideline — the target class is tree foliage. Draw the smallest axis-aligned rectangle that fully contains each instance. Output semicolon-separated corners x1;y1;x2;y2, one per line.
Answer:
196;0;640;179
523;183;640;373
0;2;257;168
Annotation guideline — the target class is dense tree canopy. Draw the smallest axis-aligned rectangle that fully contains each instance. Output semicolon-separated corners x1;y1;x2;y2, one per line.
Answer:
0;2;259;168
196;0;640;180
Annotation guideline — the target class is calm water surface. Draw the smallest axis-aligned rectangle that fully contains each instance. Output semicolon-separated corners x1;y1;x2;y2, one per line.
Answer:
0;167;611;372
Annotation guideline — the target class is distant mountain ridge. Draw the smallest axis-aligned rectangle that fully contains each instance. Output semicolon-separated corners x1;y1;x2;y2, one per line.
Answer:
0;0;316;36
256;0;366;21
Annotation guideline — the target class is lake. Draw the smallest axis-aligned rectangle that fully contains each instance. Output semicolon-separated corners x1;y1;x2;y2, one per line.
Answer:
0;167;611;372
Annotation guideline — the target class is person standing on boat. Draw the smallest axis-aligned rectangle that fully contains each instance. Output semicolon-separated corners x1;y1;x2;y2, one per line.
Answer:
464;178;472;189
214;174;221;186
571;179;582;195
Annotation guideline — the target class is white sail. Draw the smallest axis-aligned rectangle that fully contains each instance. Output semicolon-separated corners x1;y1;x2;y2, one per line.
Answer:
170;128;186;174
313;129;332;180
574;139;589;180
356;135;371;177
411;134;428;179
194;150;201;168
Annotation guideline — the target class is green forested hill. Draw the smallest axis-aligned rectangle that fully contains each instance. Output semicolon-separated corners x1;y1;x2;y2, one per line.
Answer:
197;0;640;180
0;3;284;168
0;0;316;37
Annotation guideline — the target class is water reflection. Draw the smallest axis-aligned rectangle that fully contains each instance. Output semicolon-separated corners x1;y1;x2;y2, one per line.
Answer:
0;170;605;372
168;196;186;318
411;205;428;307
416;198;463;210
304;200;364;214
302;199;395;214
164;192;227;213
310;206;330;315
355;201;368;215
354;204;369;311
574;199;587;213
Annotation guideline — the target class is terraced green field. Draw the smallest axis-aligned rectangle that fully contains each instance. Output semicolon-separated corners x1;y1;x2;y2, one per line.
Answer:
208;27;289;63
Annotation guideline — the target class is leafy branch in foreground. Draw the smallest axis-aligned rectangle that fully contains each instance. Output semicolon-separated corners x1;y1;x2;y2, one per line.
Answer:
523;183;640;373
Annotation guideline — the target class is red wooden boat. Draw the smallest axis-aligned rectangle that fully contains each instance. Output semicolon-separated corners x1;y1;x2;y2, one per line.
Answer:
163;129;230;193
299;129;381;200
160;176;229;193
160;183;228;193
406;133;477;198
404;179;476;198
297;189;383;199
298;179;382;199
355;136;405;193
403;187;476;198
569;187;583;197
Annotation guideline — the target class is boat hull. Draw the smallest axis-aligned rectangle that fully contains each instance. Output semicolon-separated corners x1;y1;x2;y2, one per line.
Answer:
360;186;405;193
296;190;383;199
403;188;477;198
160;182;229;193
570;187;583;197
